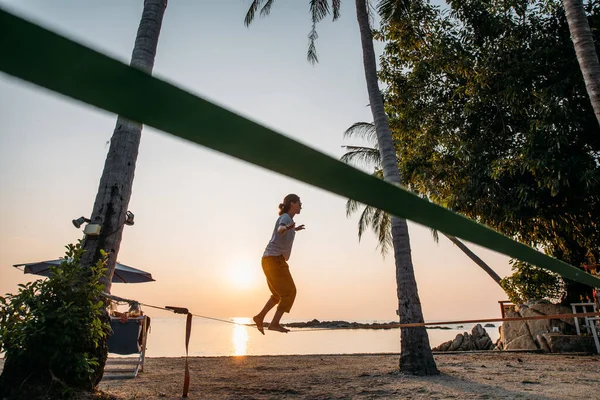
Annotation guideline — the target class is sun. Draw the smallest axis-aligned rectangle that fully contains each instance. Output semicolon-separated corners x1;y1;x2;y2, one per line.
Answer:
227;260;260;289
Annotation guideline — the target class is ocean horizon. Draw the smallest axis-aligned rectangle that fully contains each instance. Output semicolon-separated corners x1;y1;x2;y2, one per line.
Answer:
134;317;501;358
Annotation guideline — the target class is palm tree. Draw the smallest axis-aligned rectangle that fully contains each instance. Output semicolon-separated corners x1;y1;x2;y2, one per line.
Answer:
562;0;600;126
80;0;168;294
342;122;503;285
245;0;438;375
81;1;167;382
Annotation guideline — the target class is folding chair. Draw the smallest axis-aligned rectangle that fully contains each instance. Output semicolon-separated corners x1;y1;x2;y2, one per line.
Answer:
571;302;598;335
585;316;600;354
104;315;149;379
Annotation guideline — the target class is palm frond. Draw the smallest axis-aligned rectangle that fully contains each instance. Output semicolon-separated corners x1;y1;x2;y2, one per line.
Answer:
345;198;363;217
379;215;393;256
357;205;375;241
340;146;381;168
350;201;393;257
346;171;391;257
343;121;377;144
306;0;333;64
382;212;392;246
332;0;341;20
345;170;383;218
372;207;392;256
244;0;266;26
310;0;330;23
345;168;383;218
307;23;319;64
429;228;439;244
377;0;411;22
260;0;276;17
366;0;375;28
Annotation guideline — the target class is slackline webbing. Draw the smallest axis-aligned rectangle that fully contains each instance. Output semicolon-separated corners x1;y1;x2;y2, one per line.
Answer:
105;293;253;326
289;312;600;331
103;294;600;331
1;9;599;288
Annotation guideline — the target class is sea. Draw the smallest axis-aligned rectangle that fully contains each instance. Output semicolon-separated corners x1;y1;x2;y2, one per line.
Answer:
135;317;501;358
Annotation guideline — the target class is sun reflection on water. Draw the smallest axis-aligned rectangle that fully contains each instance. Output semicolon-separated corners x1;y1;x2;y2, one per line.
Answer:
232;317;251;356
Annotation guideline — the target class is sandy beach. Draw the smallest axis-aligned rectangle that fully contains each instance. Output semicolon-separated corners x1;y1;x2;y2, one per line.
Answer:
96;352;600;399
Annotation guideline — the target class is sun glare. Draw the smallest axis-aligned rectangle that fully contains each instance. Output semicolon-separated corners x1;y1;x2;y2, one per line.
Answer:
227;260;260;289
231;317;251;356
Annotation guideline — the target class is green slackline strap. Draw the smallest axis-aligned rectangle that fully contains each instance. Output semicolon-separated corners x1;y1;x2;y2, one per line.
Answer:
1;9;599;288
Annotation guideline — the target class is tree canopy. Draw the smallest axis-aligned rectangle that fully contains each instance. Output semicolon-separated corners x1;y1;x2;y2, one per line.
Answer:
378;0;600;301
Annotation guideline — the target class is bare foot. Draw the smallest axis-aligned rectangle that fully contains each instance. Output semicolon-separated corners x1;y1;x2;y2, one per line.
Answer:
253;315;265;335
268;324;290;333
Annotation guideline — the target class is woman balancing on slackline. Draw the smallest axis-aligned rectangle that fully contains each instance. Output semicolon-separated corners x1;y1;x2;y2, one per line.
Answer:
253;194;305;334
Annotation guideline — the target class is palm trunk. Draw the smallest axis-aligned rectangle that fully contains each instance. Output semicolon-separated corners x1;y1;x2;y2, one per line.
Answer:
81;0;167;293
562;0;600;126
81;0;166;386
443;234;502;285
355;0;438;375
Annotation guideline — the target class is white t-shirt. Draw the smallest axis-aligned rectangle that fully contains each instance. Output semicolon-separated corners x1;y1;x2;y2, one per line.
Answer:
263;213;295;261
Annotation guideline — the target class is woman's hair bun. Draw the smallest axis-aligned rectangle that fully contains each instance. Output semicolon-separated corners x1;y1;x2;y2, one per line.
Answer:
278;203;285;209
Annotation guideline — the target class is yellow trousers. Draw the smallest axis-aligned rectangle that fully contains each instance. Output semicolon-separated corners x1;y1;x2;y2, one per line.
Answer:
262;255;297;313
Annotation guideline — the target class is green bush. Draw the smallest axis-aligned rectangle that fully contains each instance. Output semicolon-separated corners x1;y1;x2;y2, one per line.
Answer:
0;242;111;399
500;259;565;304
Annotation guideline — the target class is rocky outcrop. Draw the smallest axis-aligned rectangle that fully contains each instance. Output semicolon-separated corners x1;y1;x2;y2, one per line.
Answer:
495;303;577;351
433;324;495;351
504;333;538;350
282;319;451;330
536;333;597;353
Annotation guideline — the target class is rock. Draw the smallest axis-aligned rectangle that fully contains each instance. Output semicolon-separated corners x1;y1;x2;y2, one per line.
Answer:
476;336;493;350
494;339;503;350
528;304;574;326
504;333;538;351
519;305;553;338
461;333;476;351
498;302;593;352
447;333;465;351
434;340;451;352
519;304;572;340
500;303;578;350
537;333;597;353
471;324;486;339
283;319;401;329
285;319;321;328
500;309;524;344
433;325;494;352
536;334;551;353
484;323;495;328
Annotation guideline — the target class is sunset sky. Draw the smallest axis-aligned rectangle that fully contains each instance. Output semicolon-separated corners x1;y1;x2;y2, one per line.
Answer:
0;0;512;322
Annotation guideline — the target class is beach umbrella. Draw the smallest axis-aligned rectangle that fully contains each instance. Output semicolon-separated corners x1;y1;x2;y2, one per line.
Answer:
13;259;155;283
